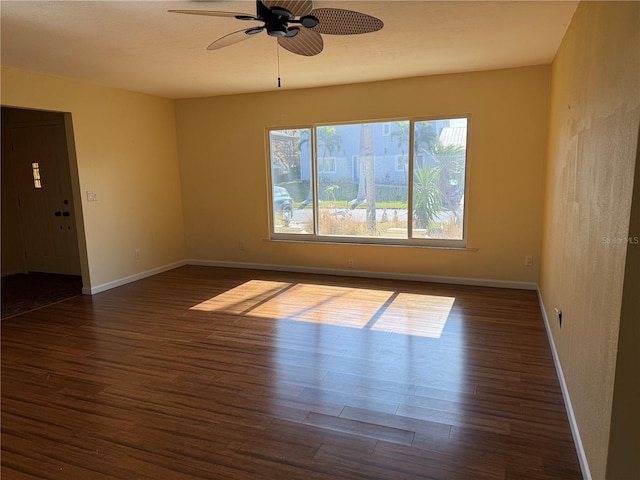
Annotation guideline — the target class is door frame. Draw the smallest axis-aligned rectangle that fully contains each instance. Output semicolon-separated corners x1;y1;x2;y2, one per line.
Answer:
1;106;90;291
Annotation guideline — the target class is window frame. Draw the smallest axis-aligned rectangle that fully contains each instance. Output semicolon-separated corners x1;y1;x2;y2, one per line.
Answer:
267;115;471;249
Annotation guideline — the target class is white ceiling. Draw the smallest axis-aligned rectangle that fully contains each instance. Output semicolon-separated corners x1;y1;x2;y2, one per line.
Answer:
1;0;578;99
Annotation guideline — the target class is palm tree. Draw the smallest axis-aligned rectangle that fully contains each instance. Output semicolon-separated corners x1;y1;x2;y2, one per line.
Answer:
413;164;444;232
428;141;465;208
354;157;366;205
317;126;342;166
413;121;439;157
358;123;376;233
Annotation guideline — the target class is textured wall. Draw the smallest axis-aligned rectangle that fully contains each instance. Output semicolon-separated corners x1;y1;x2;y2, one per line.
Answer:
539;2;640;478
176;66;550;285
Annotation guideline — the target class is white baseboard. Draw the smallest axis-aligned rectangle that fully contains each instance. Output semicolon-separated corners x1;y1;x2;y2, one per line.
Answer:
537;288;591;480
82;259;536;295
83;260;187;295
187;259;537;290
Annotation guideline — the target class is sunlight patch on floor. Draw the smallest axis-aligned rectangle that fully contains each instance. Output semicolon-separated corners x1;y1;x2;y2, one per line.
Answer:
191;280;291;314
252;283;394;329
370;293;455;338
191;280;455;338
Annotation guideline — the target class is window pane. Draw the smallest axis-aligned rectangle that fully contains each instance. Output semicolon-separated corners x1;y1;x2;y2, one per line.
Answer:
269;129;313;234
31;162;42;189
412;118;467;239
316;122;409;238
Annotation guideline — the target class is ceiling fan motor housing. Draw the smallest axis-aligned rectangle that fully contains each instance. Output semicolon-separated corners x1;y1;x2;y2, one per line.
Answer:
262;4;300;37
266;23;288;37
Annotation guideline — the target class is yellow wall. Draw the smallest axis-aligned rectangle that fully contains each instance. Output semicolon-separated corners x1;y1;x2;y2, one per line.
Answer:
540;2;640;478
0;67;186;290
176;66;550;285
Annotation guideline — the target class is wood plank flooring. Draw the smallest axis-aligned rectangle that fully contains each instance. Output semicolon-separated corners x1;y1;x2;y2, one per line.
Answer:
1;265;582;479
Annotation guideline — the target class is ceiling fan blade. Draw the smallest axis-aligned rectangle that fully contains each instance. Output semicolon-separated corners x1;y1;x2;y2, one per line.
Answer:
263;0;313;17
207;28;263;51
168;10;257;21
278;27;323;56
310;8;383;35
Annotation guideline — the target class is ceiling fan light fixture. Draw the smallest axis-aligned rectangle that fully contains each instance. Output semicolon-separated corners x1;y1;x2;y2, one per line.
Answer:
245;26;264;35
285;27;300;37
300;15;319;29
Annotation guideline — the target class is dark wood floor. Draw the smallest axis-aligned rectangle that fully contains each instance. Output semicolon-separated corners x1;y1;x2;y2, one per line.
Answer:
1;266;581;479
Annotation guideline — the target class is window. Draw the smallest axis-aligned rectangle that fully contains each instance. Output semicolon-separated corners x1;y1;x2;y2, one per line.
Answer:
318;157;336;173
31;162;42;189
395;155;408;172
268;117;468;247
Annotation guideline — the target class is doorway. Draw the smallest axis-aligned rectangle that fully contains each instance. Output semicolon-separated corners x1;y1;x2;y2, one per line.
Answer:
1;106;86;316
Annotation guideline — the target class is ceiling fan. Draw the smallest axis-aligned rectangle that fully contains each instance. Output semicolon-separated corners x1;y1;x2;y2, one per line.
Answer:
168;0;384;56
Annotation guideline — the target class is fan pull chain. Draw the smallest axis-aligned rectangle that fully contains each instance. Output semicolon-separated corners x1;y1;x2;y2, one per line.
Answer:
277;42;281;88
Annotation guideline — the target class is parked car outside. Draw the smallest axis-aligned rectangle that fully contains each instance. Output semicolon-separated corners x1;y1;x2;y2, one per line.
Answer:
273;186;293;226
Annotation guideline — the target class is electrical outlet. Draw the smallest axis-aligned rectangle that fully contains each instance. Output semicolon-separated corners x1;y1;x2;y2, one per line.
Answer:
555;308;562;328
135;249;141;260
525;255;533;267
347;258;354;269
238;241;245;251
